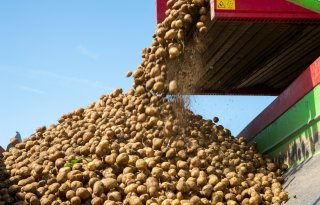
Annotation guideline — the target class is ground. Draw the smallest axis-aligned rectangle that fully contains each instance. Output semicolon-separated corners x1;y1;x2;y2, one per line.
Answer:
284;153;320;205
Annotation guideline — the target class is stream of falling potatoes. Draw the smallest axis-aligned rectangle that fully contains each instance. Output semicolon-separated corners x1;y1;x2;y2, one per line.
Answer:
0;0;289;205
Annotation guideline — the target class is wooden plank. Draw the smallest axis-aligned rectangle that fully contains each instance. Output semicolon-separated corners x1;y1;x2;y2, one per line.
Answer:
201;23;258;89
231;25;304;89
196;86;281;95
202;23;266;89
202;22;241;65
271;47;320;88
197;21;226;54
267;30;320;87
251;26;320;87
248;25;318;86
196;22;250;88
237;25;316;88
231;25;305;89
251;26;317;87
269;51;320;89
207;23;286;90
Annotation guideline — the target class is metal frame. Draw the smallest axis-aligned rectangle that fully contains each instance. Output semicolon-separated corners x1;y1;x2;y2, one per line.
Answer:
156;0;320;23
238;57;320;139
210;0;320;22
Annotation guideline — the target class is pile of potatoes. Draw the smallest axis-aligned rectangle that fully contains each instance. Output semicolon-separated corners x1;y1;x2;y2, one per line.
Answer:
1;88;288;205
0;0;289;205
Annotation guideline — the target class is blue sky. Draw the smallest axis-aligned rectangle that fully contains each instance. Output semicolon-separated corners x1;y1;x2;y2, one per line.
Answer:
0;1;275;149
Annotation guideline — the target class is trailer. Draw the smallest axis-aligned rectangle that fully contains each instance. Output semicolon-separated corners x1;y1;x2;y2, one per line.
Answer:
157;0;320;204
239;58;320;204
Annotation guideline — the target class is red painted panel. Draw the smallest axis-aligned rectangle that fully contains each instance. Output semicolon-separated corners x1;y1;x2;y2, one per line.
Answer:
157;0;168;23
238;57;320;140
157;0;320;24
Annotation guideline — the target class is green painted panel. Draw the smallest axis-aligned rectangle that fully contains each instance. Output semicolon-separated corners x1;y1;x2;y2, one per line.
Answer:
268;121;320;167
251;85;320;166
287;0;320;14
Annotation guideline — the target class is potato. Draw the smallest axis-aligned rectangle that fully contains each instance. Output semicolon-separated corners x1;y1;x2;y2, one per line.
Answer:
249;194;262;205
129;196;143;205
48;182;60;193
132;68;143;78
101;178;117;191
22;182;38;193
166;148;176;158
164;29;176;40
93;181;104;196
70;196;81;205
151;66;161;78
116;153;129;167
199;7;207;15
99;140;110;149
189;196;202;205
66;190;76;200
146;78;156;90
183;14;193;23
199;26;207;33
176;181;190;193
225;193;236;201
153;82;165;93
148;186;159;197
56;171;68;183
229;177;240;187
201;184;213;197
135;86;146;95
169;46;180;59
168;80;178;94
195;0;205;6
279;192;288;201
156;27;167;37
124;184;138;194
76;188;90;200
167;0;175;7
196;173;207;187
226;200;237;205
107;191;122;202
68;170;84;182
155;47;166;58
92;197;103;205
137;185;147;195
135;159;147;171
214;182;226;192
126;71;133;77
175;20;184;29
29;195;40;205
151;167;163;178
211;192;223;204
196;22;205;29
212;117;219;123
177;29;185;40
104;201;116;205
105;153;117;165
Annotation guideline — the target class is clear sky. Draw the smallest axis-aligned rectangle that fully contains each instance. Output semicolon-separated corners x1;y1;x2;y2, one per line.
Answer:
0;1;275;149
